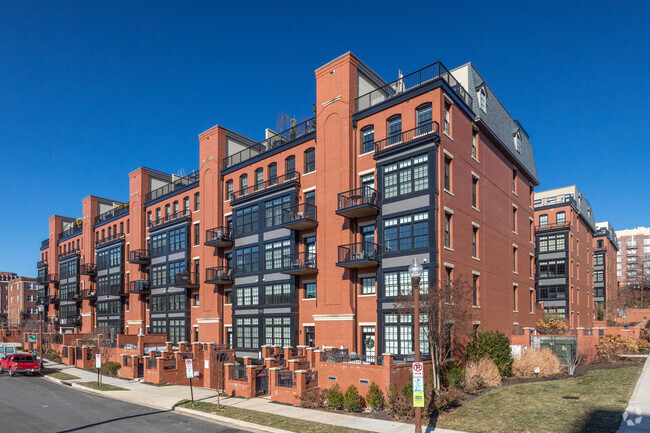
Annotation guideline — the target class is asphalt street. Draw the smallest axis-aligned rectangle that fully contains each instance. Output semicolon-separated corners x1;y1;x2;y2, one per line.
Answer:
0;372;257;432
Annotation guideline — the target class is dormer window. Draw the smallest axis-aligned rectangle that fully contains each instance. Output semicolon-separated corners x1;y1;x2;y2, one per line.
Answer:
478;87;487;112
514;131;522;153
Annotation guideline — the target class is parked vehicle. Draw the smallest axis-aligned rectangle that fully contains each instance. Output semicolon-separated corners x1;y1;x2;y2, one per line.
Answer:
0;354;40;376
0;344;16;359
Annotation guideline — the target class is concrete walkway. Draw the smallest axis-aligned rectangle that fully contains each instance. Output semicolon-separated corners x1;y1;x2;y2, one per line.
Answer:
40;360;464;433
619;356;650;432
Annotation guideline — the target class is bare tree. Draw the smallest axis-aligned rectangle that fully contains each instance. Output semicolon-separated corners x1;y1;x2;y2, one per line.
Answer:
396;276;473;391
84;326;117;386
563;346;584;376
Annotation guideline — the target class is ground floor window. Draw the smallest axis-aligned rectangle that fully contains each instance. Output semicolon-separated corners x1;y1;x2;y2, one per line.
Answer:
236;317;259;349
264;316;291;347
383;313;429;356
304;326;315;347
148;318;187;343
362;326;375;357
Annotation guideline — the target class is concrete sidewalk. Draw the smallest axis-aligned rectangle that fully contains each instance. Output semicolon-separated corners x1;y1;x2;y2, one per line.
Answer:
41;360;464;433
619;356;650;432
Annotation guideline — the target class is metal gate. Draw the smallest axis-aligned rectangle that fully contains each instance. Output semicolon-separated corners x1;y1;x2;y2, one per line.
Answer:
530;335;577;365
255;369;268;396
137;359;144;377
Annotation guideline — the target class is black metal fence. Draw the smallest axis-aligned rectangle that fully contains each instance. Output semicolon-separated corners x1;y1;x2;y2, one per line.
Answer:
231;365;247;381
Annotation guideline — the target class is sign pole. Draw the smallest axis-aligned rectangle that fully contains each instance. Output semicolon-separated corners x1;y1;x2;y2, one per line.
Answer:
190;377;194;407
185;358;195;407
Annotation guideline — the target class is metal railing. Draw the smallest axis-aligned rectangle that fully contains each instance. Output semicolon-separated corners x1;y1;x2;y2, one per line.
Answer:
37;274;58;284
95;203;130;225
205;266;233;282
149;209;191;229
264;291;291;306
355;61;472;112
80;263;97;275
277;370;295;387
338;186;379;211
223;118;316;169
282;203;317;225
79;289;96;299
36;260;47;269
337;242;380;263
59;224;83;240
95;232;125;248
324;351;383;365
145;171;200;203
284;251;317;270
374;121;439;154
173;272;199;287
128;249;150;263
231;365;247;381
146;358;158;370
129;279;150;293
41;239;49;249
231;172;300;202
535;222;571;231
58;249;80;260
205;226;233;245
162;358;176;370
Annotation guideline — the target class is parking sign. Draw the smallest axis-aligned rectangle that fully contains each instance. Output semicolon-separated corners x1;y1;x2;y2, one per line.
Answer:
412;362;424;377
95;354;101;369
185;359;193;379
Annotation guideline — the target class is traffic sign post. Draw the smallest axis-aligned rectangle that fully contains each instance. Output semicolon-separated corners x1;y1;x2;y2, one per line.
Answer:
96;354;102;387
412;363;425;408
412;362;424;377
185;359;195;407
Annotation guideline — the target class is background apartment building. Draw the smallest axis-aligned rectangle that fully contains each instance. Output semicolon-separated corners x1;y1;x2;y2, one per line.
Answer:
593;222;619;308
36;52;543;357
534;186;597;328
615;227;650;300
0;272;17;326
6;276;39;327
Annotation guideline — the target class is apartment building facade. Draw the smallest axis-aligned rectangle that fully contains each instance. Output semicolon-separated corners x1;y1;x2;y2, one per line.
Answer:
534;186;597;328
6;276;39;327
1;272;17;325
593;222;619;308
615;227;650;296
36;53;542;357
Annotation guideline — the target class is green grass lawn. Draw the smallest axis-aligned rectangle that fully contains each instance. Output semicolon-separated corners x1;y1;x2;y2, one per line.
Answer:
77;381;128;391
437;366;642;433
175;400;372;433
46;371;80;381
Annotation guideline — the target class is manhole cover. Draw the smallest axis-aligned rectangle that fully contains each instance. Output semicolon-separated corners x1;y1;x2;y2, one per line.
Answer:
562;396;580;400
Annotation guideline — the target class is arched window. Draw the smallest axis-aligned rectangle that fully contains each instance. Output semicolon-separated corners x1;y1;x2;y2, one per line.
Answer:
361;126;374;154
285;156;295;179
107;226;112;238
165;204;171;218
102;229;105;240
147;211;152;225
268;163;277;185
76;239;80;250
416;103;432;135
183;196;190;211
387;115;402;145
226;180;233;201
127;219;130;234
194;192;200;211
240;174;248;196
478;87;487;112
120;221;124;234
304;148;315;173
514;131;522;153
113;224;117;237
173;200;179;215
156;208;161;221
255;168;263;191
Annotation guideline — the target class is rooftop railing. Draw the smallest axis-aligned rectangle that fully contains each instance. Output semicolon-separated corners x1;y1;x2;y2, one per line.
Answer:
374;121;439;154
355;62;472;112
223;118;316;169
145;171;200;203
59;224;83;240
95;203;129;225
41;239;50;250
535;222;571;231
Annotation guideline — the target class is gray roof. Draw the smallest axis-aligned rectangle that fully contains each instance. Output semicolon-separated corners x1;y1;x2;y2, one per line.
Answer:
452;63;539;185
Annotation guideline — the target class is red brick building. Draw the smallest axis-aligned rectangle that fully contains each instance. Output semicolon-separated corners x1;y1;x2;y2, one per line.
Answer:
534;186;597;328
615;227;650;296
593;222;619;309
6;276;39;328
36;53;543;357
0;272;17;327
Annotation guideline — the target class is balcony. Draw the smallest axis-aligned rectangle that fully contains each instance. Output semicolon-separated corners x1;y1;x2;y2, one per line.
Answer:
41;238;50;250
130;279;151;294
336;242;381;268
174;272;200;289
223;118;316;169
281;203;317;231
374;121;439;155
128;249;150;265
98;283;125;297
80;263;97;276
148;209;191;230
38;296;50;305
59;224;83;240
205;266;234;285
79;289;97;300
94;203;129;225
37;274;59;285
231;172;300;203
60;316;81;327
281;252;317;276
205;227;233;247
58;249;80;260
355;61;472;112
95;232;125;248
337;186;380;218
36;260;47;269
535;222;571;232
145;171;199;203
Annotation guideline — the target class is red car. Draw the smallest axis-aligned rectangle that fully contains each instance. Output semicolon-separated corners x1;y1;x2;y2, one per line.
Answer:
0;353;40;376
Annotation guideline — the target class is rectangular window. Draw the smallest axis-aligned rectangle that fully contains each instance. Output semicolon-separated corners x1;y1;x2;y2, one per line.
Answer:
383;154;428;200
264;195;291;228
594;254;604;266
235;204;259;236
472;227;478;258
236;317;259;349
169;227;186;252
513;207;517;233
235;245;259;274
473;275;479;306
151;233;167;256
168;261;185;285
594;270;604;283
264;316;291;347
445;213;452;248
512;169;517;193
538;260;567;277
264;283;290;304
538;234;566;252
226;181;233;201
361;127;374;154
268;164;277;186
169;293;186;311
384;270;429;297
416;104;432;135
472;131;477;159
286;157;295;179
538;285;566;299
444;103;451;135
513;246;518;273
387;116;402;145
264;239;291;270
236;286;259;306
194;223;200;246
556;212;566;225
472;177;478;208
304;282;316;299
194;193;200;211
513;285;518;311
361;277;376;295
384;212;429;253
539;214;548;228
255;169;264;191
444;156;452;191
151;265;167;287
305;149;315;173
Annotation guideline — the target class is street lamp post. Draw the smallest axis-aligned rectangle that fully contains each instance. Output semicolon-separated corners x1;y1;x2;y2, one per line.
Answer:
408;258;423;433
38;303;44;371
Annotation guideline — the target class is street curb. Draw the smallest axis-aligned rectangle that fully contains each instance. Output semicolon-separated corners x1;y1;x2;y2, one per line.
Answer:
173;406;293;433
42;375;72;386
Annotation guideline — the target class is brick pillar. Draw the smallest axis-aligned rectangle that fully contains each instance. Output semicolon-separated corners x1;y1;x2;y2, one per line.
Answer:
131;355;139;379
191;341;201;359
137;335;145;357
297;345;307;357
306;347;315;367
272;345;281;357
314;350;324;367
269;367;279;391
243;356;252;366
383;353;394;388
148;350;156;359
80;346;89;368
288;359;298;372
295;370;307;400
246;365;257;398
264;357;276;369
283;346;292;361
261;345;271;359
224;363;233;395
165;341;173;352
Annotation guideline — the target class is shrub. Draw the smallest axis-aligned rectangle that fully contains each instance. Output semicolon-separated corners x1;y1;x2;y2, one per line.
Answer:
365;382;384;410
596;305;605;321
53;334;63;344
299;387;326;408
101;361;121;376
326;384;344;409
467;331;513;377
536;315;569;333
465;358;502;391
640;327;650;343
512;348;561;377
343;385;362;412
44;348;62;363
597;334;639;362
433;386;464;413
385;382;414;419
444;365;465;389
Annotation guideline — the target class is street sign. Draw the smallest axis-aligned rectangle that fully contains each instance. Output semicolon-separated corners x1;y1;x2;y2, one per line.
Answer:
95;354;101;369
413;391;425;407
28;335;37;343
413;376;424;393
412;361;424;377
185;359;193;379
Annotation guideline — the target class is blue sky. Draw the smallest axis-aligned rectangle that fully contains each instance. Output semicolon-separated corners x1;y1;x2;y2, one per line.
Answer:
1;1;649;277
